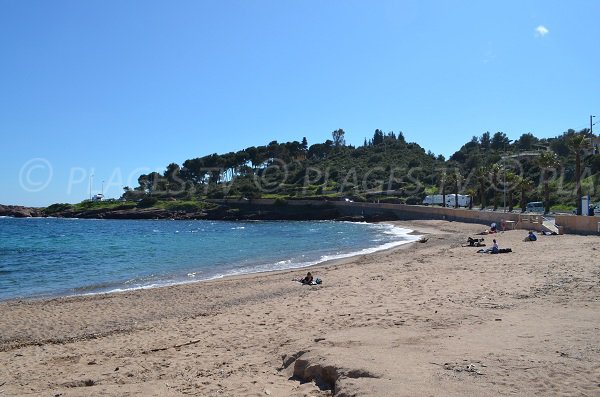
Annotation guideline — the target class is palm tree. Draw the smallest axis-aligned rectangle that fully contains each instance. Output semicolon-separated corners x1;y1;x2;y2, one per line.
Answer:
488;164;501;211
567;134;590;215
536;151;560;214
451;171;465;208
465;187;477;210
504;170;518;212
439;171;448;207
475;166;488;210
516;176;533;212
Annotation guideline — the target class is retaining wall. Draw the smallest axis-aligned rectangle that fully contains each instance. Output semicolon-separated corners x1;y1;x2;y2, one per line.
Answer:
213;199;599;235
555;214;600;235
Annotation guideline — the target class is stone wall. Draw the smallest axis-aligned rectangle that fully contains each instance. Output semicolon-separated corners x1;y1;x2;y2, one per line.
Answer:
214;199;600;235
555;214;600;235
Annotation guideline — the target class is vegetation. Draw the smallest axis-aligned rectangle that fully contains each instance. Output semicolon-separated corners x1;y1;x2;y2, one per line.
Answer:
53;127;600;215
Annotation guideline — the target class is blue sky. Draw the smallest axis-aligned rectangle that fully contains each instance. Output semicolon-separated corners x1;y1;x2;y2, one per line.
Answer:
1;0;599;206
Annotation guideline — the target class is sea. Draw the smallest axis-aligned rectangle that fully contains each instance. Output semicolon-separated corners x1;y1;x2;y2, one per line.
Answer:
0;217;419;301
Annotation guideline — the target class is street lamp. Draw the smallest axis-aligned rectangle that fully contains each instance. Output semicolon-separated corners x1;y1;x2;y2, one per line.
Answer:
89;173;94;201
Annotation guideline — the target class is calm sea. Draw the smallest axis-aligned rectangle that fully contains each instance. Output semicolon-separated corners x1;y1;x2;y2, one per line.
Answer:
0;217;418;301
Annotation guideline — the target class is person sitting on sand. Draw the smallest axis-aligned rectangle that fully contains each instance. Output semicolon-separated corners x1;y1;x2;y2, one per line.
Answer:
300;272;313;285
482;239;499;254
524;231;537;241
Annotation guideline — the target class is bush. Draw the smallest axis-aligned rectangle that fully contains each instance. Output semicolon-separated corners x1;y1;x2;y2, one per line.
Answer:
137;197;158;208
378;196;405;204
405;196;422;205
165;201;203;212
44;203;73;214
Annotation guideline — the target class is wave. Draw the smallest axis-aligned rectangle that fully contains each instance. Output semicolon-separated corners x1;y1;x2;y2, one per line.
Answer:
195;224;420;281
3;221;420;301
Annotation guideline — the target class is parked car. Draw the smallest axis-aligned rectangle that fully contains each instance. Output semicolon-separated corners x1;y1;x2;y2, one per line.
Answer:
525;201;544;213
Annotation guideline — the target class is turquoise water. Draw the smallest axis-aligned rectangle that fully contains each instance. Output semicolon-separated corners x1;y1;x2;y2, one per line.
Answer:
0;217;418;301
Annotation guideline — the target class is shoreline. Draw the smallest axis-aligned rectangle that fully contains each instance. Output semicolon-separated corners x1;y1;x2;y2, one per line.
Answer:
2;220;597;396
0;220;421;304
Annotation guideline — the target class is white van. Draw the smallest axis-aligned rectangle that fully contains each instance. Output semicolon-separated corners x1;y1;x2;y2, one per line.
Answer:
423;194;471;207
525;201;544;213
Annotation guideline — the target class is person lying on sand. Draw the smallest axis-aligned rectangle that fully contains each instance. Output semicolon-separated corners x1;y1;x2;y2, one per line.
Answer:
465;237;486;247
477;223;498;235
541;230;558;236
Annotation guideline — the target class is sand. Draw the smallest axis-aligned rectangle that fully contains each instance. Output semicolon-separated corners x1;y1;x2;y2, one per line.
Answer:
0;220;599;396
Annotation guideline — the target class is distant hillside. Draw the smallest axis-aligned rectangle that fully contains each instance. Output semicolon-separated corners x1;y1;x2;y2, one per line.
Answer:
118;127;600;213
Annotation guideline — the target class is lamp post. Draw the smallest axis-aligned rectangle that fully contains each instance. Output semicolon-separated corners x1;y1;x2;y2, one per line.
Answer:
101;180;105;197
591;115;596;153
89;173;94;201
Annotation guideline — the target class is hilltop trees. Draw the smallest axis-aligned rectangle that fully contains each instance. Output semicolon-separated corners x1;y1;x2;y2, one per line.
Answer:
332;129;346;147
124;126;598;212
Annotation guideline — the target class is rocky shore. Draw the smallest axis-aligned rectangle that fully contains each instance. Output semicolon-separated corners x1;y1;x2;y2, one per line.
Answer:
0;205;43;218
0;202;375;222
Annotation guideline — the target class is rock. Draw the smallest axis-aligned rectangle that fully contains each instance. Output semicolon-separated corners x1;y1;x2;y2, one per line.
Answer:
0;204;42;218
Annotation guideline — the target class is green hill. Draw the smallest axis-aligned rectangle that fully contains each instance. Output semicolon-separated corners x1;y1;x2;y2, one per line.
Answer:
120;127;599;213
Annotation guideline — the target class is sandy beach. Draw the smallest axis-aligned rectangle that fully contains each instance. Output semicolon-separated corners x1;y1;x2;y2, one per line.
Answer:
0;220;598;396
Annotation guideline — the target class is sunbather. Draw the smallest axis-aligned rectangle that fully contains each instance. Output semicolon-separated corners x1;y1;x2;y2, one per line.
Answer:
466;237;486;247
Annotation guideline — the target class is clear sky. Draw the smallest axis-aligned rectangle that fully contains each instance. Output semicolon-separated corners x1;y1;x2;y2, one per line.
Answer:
1;0;599;206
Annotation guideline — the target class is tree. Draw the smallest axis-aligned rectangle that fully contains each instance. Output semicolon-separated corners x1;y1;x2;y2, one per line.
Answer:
515;133;538;151
397;131;406;143
480;132;491;150
372;129;384;146
537;151;560;214
568;133;590;215
465;187;477;209
332;129;346;147
503;170;518;212
488;164;501;210
516;176;533;212
164;163;183;194
439;171;448;207
475;166;489;209
301;137;308;151
444;170;463;208
491;131;510;151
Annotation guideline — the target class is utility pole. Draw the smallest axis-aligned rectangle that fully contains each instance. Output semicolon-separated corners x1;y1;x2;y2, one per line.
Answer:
591;115;596;154
89;174;94;201
503;139;513;213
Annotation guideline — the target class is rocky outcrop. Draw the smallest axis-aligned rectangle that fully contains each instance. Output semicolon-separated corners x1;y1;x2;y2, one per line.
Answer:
0;205;43;218
1;201;391;222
